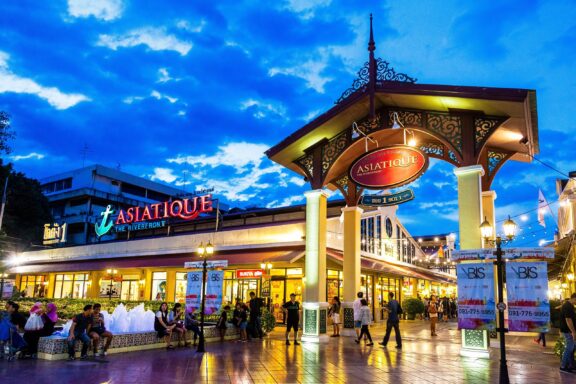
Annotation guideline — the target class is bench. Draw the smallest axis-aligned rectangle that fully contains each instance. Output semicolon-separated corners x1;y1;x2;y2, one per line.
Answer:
38;326;240;360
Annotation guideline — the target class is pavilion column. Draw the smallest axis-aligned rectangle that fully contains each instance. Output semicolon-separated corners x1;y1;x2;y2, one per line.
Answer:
341;206;363;333
302;189;329;343
454;165;490;358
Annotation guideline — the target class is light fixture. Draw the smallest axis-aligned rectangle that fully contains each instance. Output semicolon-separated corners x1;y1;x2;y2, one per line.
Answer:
568;273;575;281
205;241;214;255
434;237;439;242
502;215;517;240
418;238;423;243
351;122;378;152
391;112;403;129
480;216;494;239
562;283;569;289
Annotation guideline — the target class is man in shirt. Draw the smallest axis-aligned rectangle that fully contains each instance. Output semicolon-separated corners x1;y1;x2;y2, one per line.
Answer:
353;292;363;339
5;301;26;331
560;293;576;373
283;293;300;345
67;304;93;361
379;292;402;349
89;303;114;357
249;291;264;339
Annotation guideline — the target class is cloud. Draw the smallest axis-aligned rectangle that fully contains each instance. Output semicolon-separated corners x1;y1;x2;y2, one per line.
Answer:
9;152;45;161
97;27;193;55
266;194;305;208
176;19;206;33
0;52;90;109
289;176;305;186
268;48;333;93
151;90;178;103
283;0;332;20
67;0;124;21
157;68;178;83
149;167;178;183
240;98;286;119
419;200;458;210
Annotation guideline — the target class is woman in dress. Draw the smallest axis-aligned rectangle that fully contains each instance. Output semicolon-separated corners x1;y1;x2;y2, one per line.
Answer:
154;302;176;349
329;296;341;337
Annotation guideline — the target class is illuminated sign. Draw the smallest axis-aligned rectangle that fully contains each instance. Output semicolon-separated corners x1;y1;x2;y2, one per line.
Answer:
95;194;213;237
349;146;428;189
236;269;263;279
361;189;415;206
43;223;67;245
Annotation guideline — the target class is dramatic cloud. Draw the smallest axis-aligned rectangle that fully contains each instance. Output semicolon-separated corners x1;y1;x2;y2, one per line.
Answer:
9;152;45;161
67;0;124;21
97;27;193;55
149;167;178;183
0;52;90;109
269;49;333;93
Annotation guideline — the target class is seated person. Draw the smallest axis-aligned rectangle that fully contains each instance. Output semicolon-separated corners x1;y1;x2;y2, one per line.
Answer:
167;303;186;347
185;309;201;346
89;303;114;357
67;305;93;361
155;302;176;350
23;303;58;358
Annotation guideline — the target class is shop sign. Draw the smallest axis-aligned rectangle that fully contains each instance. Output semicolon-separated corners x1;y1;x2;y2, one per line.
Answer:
457;262;496;331
506;261;550;332
43;223;67;245
451;247;554;262
349;146;428;189
361;189;414;207
95;194;213;237
185;260;228;269
1;280;14;299
236;269;263;279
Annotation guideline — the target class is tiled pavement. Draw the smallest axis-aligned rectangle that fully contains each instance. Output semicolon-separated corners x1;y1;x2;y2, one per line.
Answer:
0;320;572;384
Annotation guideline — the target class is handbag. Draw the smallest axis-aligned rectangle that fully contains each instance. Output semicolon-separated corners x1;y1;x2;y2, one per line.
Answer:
24;313;44;331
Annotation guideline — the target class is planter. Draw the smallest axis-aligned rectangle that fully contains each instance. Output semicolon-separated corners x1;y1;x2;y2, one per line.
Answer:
407;313;416;320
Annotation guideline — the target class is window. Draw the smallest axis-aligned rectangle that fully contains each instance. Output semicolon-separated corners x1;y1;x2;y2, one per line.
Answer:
19;275;47;298
121;182;146;197
41;178;72;194
54;273;88;299
147;190;169;202
151;272;167;300
175;272;187;303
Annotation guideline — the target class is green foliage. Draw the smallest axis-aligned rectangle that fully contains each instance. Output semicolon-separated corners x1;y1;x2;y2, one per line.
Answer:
402;297;425;315
555;335;565;357
550;299;563;329
261;309;276;332
0;111;13;155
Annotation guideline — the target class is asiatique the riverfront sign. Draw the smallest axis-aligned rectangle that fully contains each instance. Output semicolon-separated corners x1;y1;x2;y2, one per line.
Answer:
95;194;214;237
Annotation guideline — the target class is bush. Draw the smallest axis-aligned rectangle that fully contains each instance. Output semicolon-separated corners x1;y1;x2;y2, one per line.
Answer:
402;297;425;317
550;299;563;329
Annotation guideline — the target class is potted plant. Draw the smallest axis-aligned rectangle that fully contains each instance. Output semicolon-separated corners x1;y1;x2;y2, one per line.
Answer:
402;297;425;320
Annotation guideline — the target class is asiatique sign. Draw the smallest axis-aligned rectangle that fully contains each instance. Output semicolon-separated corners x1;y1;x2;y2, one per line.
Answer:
95;194;213;237
349;146;428;189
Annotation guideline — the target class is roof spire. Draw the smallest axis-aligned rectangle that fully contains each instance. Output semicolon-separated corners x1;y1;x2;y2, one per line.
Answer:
368;13;375;53
368;13;376;119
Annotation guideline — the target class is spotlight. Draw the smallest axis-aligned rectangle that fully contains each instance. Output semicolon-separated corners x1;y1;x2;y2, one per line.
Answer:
391;112;403;129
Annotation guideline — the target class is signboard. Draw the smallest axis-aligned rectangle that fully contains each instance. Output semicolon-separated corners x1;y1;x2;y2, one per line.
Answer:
349;146;428;189
506;261;550;332
361;189;415;206
451;247;554;262
205;270;223;315
236;269;263;279
184;260;228;269
185;271;202;313
95;194;214;237
1;280;14;299
261;279;270;298
456;262;496;331
43;223;67;245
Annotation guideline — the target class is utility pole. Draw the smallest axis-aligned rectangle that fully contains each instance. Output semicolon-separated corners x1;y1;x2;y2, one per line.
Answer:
0;176;8;232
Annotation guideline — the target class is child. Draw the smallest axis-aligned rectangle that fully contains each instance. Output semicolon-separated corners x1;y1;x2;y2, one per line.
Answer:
355;299;373;346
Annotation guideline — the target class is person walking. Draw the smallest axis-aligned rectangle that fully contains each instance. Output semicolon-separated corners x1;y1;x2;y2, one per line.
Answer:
329;296;341;337
379;292;402;349
560;293;576;373
429;295;439;336
355;299;373;346
282;293;300;345
533;331;546;348
353;292;363;340
249;291;264;339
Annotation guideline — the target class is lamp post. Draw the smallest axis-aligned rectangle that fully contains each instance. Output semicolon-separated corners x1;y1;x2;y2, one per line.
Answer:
106;269;118;300
197;241;214;353
480;215;517;384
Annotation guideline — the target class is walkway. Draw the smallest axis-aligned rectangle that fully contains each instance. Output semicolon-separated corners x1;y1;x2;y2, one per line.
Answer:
0;321;570;383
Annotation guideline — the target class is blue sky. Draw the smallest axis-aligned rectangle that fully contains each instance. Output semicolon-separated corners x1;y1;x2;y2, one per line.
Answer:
1;0;575;247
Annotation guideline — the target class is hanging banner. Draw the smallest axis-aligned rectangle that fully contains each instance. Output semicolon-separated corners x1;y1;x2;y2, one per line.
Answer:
457;262;496;331
185;271;203;313
205;270;223;315
506;261;550;332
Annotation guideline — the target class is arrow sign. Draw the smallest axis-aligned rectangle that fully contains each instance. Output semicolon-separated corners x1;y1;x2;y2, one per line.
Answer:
361;189;415;207
184;260;228;269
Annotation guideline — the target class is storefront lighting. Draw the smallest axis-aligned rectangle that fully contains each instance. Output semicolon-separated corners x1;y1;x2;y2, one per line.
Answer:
568;273;575;281
562;283;569;289
106;269;118;275
418;238;423;243
433;237;439;242
479;217;493;239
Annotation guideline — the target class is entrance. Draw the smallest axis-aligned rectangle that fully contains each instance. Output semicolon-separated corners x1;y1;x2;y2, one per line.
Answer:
120;275;139;301
237;279;259;302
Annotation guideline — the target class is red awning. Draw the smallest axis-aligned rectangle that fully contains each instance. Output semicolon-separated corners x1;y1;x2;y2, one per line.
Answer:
10;248;305;274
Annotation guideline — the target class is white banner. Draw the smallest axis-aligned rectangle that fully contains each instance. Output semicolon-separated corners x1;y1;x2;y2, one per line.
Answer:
451;249;493;262
184;260;228;269
205;270;224;315
1;280;14;299
457;262;496;331
451;247;554;262
185;271;202;313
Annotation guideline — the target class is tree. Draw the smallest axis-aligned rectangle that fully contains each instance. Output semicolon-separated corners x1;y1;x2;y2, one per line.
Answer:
0;161;52;250
0;111;14;155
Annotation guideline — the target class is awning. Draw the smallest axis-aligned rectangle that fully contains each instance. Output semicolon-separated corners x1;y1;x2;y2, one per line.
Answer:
327;248;455;284
9;248;305;274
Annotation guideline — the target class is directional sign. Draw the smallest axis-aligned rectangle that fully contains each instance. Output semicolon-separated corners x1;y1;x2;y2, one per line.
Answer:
361;189;415;207
184;260;228;269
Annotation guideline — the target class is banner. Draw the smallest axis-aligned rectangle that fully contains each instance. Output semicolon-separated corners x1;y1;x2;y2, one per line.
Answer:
185;271;202;313
506;261;550;332
205;270;223;315
1;280;14;299
457;262;496;331
451;247;554;262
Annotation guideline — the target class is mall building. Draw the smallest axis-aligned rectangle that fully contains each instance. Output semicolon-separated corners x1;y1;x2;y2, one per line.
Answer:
9;180;454;320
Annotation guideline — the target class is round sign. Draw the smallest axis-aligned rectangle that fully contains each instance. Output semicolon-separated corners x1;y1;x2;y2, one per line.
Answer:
349;146;429;189
497;302;507;311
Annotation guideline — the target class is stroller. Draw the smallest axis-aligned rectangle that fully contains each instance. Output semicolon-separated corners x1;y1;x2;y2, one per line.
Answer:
0;312;26;361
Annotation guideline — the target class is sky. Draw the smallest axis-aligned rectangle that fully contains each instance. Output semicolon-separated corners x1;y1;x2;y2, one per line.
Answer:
1;0;575;247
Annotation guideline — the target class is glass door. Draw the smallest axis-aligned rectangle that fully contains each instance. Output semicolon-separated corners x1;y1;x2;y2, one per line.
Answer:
121;280;139;301
270;279;285;323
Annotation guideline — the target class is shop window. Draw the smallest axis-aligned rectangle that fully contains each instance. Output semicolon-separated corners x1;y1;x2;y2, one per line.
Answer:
224;270;235;279
175;272;187;303
327;269;339;278
121;274;140;301
286;268;302;276
19;275;47;298
270;269;286;276
53;273;88;299
151;272;167;300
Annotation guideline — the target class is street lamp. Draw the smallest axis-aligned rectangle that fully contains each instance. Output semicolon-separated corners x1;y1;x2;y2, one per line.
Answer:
480;215;517;384
106;269;118;300
196;241;214;353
